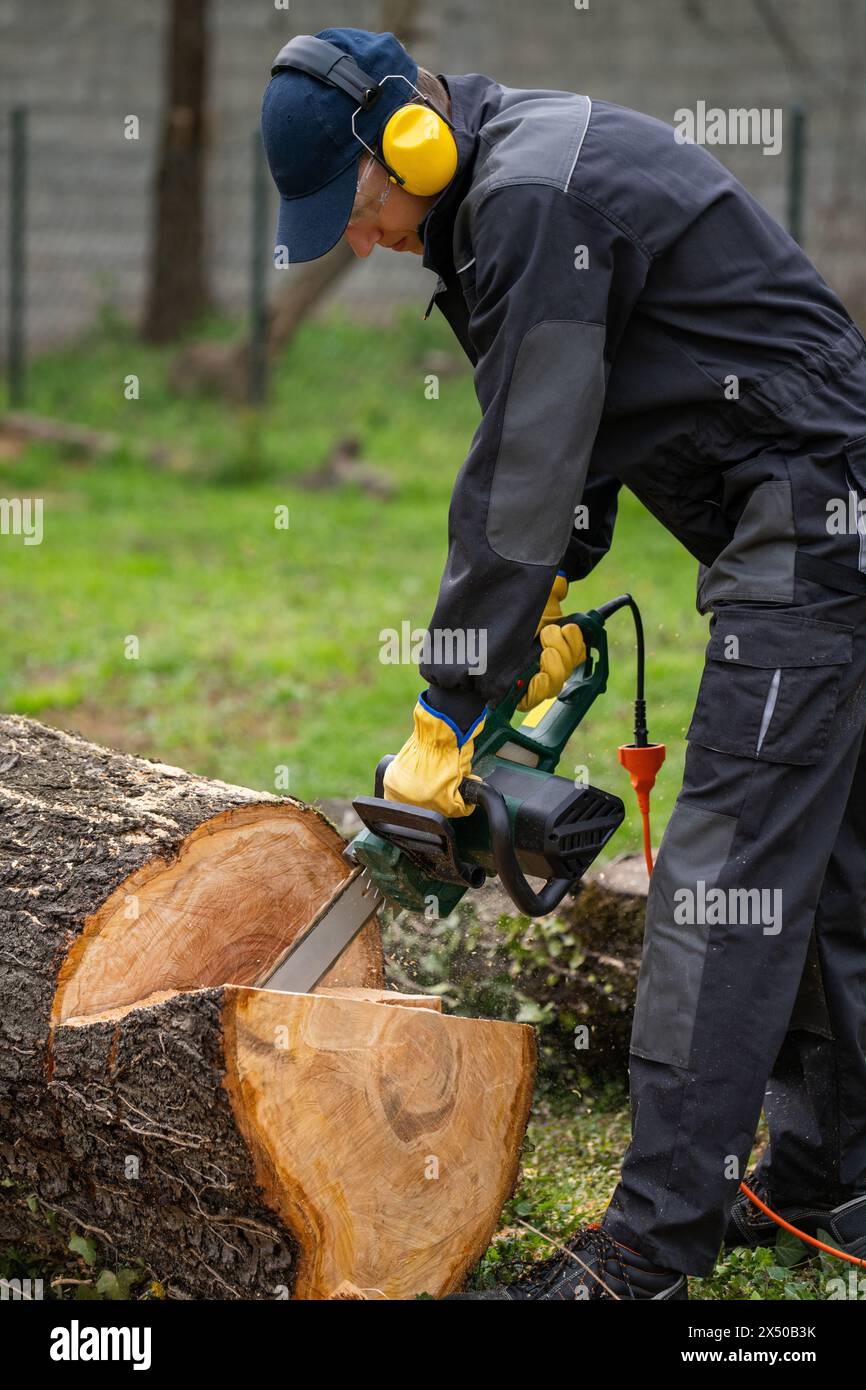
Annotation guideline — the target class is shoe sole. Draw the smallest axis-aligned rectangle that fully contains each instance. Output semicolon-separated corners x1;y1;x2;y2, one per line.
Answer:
653;1276;688;1300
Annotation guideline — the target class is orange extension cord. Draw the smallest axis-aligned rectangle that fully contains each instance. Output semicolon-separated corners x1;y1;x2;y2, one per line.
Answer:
621;743;866;1269
737;1181;866;1268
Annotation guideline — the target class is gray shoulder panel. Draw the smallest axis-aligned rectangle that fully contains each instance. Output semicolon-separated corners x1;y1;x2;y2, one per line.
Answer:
485;319;606;566
453;90;592;267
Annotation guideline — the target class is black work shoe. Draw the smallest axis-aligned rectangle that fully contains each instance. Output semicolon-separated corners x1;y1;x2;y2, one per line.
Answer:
445;1226;688;1300
726;1175;866;1262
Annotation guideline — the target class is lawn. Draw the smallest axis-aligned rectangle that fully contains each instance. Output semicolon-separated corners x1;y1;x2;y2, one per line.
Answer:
0;308;708;853
477;1082;829;1301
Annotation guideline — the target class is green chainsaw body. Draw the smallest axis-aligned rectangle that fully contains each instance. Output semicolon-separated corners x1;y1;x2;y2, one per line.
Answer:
349;609;624;917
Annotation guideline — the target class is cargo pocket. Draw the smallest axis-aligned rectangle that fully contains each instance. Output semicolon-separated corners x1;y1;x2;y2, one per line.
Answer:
686;607;853;766
843;435;866;574
631;801;739;1068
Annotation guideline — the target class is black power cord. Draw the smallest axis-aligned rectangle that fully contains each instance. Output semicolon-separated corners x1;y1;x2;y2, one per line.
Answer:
593;593;648;746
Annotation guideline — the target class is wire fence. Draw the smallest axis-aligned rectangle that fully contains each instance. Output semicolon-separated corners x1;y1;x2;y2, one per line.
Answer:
0;104;275;409
1;99;813;411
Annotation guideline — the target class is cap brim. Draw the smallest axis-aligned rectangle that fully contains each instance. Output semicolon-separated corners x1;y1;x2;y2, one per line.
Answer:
274;157;359;264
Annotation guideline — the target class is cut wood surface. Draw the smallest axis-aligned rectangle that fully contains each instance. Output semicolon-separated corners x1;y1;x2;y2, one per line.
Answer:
0;717;536;1298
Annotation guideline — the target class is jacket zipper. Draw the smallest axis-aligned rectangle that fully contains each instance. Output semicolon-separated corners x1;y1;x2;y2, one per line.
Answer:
423;276;447;320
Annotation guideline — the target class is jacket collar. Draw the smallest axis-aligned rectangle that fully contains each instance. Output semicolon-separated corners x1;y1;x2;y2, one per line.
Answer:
419;73;502;278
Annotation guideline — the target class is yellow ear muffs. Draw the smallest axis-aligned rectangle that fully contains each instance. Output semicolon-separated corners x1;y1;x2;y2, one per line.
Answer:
381;104;458;197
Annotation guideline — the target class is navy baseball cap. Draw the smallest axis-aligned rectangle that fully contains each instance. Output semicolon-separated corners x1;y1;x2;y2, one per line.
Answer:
261;28;420;263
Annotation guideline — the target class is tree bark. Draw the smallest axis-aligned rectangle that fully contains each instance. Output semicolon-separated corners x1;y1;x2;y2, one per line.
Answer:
0;717;535;1298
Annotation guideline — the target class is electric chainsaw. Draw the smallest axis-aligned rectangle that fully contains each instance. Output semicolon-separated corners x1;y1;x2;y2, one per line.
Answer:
263;595;662;995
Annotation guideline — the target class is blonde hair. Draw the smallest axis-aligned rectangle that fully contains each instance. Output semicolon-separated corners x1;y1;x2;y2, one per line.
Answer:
415;67;450;114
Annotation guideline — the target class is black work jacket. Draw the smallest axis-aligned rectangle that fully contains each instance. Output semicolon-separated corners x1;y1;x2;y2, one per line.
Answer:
416;72;863;726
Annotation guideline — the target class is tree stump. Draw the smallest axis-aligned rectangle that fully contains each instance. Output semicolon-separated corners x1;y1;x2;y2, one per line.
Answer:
0;717;536;1298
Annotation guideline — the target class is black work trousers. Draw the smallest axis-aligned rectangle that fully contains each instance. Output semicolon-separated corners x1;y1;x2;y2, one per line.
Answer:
603;366;866;1275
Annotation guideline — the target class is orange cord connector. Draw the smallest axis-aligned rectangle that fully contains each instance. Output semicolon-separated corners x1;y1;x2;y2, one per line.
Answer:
622;736;864;1268
618;742;666;877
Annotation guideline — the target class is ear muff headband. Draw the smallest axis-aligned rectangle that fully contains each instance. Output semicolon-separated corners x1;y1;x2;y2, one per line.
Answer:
271;36;458;197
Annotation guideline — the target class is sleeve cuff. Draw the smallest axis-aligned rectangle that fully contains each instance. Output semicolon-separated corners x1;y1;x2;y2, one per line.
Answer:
421;685;488;739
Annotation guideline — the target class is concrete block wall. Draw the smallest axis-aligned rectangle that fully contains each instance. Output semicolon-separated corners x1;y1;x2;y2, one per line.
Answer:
1;0;864;355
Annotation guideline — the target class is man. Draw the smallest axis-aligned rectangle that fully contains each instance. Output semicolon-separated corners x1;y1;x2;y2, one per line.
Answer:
262;27;866;1300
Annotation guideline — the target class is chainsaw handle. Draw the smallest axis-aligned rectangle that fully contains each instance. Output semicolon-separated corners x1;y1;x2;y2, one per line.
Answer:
506;613;576;717
473;610;608;771
374;753;395;799
460;778;574;916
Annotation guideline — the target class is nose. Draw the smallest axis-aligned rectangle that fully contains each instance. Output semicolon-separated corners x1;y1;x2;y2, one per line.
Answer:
344;224;381;259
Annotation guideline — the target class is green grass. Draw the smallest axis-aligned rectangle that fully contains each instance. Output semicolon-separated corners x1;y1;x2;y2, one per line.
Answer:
475;1083;830;1300
0;309;707;850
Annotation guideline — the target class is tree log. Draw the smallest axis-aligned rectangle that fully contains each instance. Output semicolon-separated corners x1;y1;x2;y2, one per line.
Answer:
0;411;187;468
0;717;535;1298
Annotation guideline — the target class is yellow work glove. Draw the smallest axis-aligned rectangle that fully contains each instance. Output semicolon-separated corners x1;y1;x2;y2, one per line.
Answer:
517;572;587;712
383;696;487;818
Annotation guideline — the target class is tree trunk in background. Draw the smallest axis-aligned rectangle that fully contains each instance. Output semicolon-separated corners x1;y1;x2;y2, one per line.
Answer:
167;0;423;398
262;0;425;354
142;0;210;343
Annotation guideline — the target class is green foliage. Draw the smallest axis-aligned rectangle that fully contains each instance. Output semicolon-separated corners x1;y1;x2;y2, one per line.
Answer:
0;1244;49;1283
699;1245;823;1301
68;1233;97;1266
454;1088;830;1300
383;899;625;1078
0;1194;147;1301
465;1082;633;1289
94;1268;142;1300
774;1226;811;1268
383;905;524;1021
